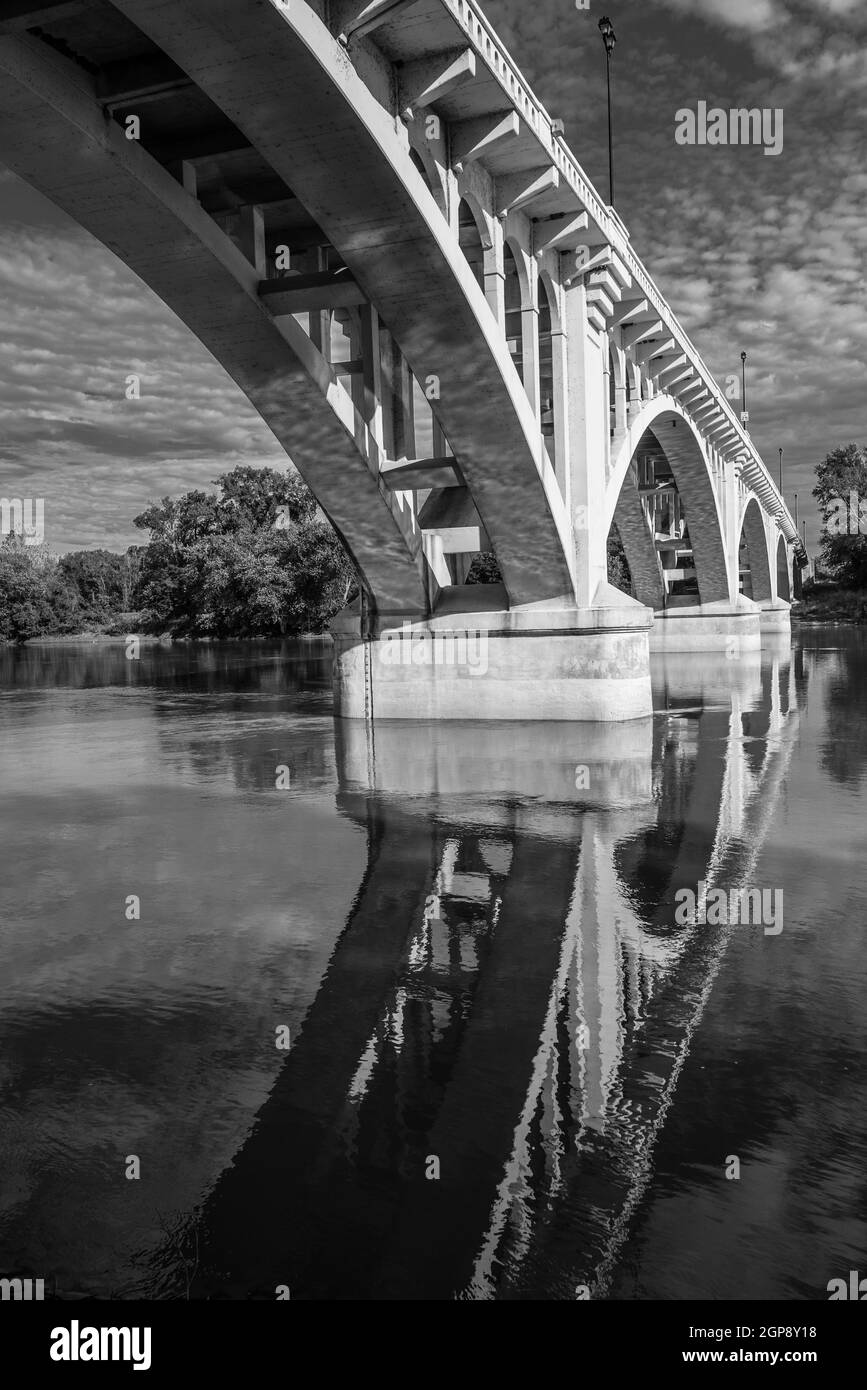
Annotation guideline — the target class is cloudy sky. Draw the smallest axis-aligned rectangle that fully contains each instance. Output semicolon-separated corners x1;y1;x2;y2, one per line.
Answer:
1;0;865;552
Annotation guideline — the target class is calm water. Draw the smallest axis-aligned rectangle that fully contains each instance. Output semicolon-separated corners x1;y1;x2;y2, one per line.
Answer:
0;630;864;1300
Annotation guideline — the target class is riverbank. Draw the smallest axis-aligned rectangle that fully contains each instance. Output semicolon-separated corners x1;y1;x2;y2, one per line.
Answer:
794;586;867;623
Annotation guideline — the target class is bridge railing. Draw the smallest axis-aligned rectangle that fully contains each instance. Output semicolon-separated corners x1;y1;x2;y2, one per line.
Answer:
444;0;806;561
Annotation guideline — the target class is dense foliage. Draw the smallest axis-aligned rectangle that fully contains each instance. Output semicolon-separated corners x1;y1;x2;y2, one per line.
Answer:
812;444;867;589
0;467;357;643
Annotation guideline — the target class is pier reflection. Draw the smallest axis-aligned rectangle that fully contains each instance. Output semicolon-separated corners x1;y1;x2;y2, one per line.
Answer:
183;647;803;1300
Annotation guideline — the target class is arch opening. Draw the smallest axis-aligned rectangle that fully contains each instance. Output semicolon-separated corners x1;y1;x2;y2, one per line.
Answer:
458;199;485;291
738;498;773;604
608;409;731;609
503;243;523;383
776;533;791;602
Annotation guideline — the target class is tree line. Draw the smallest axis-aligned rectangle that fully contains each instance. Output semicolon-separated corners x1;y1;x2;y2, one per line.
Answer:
0;467;356;643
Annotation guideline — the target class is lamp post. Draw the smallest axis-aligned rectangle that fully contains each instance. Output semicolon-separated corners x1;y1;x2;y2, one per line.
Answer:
778;446;783;492
740;351;748;428
794;491;799;529
598;16;616;208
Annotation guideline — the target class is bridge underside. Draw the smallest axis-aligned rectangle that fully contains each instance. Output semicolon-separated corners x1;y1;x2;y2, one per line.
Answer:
0;0;800;719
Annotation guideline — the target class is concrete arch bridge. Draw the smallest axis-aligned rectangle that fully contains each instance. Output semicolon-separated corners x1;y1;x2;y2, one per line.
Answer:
0;0;807;719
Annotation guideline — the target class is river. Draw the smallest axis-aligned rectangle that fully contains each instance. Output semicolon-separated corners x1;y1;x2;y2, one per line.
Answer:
0;628;864;1300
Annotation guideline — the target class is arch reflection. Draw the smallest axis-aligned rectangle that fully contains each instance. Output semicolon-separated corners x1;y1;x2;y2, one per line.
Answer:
179;651;803;1300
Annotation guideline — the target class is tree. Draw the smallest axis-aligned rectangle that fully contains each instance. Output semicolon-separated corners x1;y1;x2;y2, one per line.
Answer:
132;466;357;637
58;549;127;621
812;444;867;589
0;537;59;642
607;523;633;596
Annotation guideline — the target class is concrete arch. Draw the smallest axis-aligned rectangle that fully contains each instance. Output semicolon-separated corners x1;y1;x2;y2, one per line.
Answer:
607;398;730;606
776;533;791;602
406;129;448;218
503;231;533;309
94;0;575;608
0;38;429;617
537;268;563;335
738;497;773;603
457;196;487;291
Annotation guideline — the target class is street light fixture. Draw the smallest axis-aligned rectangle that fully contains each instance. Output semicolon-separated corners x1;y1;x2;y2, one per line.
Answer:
740;351;749;427
598;16;616;208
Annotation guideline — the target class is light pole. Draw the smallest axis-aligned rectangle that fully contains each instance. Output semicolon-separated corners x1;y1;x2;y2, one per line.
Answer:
778;446;783;492
740;351;748;428
598;16;616;208
794;491;799;529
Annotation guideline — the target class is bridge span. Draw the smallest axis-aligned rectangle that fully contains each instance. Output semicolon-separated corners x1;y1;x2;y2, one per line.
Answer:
0;0;807;719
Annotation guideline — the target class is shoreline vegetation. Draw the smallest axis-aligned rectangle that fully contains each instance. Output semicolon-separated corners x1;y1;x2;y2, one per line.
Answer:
793;585;867;624
0;466;356;646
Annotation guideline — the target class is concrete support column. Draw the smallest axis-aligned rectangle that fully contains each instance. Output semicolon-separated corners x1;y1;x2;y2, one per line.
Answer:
378;325;398;462
484;222;505;326
520;255;540;418
722;459;740;603
238;205;266;277
521;303;540;417
563;273;608;608
359;305;384;454
550;326;569;505
307;248;330;357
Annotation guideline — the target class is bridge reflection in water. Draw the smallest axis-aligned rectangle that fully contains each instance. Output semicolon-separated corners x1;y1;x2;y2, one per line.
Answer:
177;646;803;1300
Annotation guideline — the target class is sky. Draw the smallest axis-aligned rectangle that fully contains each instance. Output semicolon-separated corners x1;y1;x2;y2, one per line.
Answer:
1;0;865;552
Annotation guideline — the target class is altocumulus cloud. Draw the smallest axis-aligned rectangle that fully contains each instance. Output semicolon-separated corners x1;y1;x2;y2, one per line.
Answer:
0;173;287;553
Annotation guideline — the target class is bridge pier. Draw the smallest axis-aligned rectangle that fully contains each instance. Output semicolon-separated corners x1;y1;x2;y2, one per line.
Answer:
648;597;762;653
757;600;792;636
332;585;653;722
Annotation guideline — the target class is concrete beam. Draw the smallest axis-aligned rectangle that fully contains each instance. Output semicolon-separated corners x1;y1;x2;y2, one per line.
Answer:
399;49;476;115
563;243;612;285
670;372;700;396
635;337;676;367
532;212;589;257
451;110;519;166
496;165;559;217
418;485;489;551
609;296;652;328
621;318;662;349
258;271;366;313
380;457;463;490
656;359;690;385
335;0;419;42
679;382;708;403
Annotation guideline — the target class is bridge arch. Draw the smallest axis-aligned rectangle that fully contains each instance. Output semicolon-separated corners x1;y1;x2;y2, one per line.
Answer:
406;135;447;218
738;497;773;603
457;196;487;293
608;399;730;606
776;533;791;602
